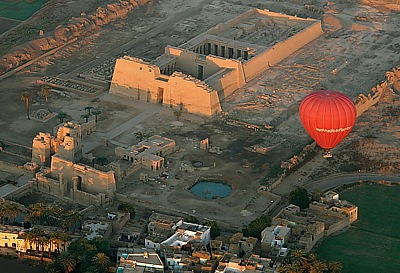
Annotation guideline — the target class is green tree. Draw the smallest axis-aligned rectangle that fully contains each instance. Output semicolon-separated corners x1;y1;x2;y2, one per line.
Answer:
1;200;21;224
21;92;32;120
311;189;323;202
92;109;101;123
205;220;221;239
56;112;69;123
26;227;45;255
279;250;339;273
118;203;135;219
91;252;110;273
61;209;82;232
289;187;310;209
59;252;77;273
173;110;182;121
242;214;271;239
93;157;108;166
327;261;342;273
184;215;199;224
134;131;144;142
84;106;94;115
38;235;50;261
26;203;47;225
41;85;52;113
50;231;69;254
81;113;91;123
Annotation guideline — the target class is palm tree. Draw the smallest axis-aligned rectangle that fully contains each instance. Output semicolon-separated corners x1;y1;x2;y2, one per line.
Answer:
81;113;90;123
50;231;62;254
309;260;328;273
58;252;77;273
92;109;101;123
41;85;52;113
50;231;70;253
134;131;144;142
1;200;21;224
84;106;94;115
328;261;343;273
290;249;308;269
26;203;47;225
279;261;301;273
56;112;69;124
61;210;82;232
0;201;5;224
58;232;70;252
91;252;110;273
48;206;63;227
46;260;62;273
21;92;32;120
38;235;50;261
173;110;182;121
27;227;45;255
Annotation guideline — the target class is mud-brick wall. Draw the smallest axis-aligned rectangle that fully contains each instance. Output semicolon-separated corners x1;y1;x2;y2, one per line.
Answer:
243;21;324;82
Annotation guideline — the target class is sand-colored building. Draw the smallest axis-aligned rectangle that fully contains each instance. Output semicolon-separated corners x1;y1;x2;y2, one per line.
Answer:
115;135;176;171
110;8;323;116
31;121;116;207
0;224;71;255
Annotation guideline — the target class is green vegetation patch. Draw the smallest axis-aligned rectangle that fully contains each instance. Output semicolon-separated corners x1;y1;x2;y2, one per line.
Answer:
0;0;47;21
316;184;400;273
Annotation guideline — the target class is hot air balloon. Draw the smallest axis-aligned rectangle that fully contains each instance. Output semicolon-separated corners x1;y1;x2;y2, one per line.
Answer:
299;90;357;158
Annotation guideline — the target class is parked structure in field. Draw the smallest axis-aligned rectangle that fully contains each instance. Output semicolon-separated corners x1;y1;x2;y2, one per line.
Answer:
110;8;323;116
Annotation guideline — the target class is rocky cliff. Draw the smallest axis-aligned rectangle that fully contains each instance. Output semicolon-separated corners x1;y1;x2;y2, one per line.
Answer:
0;0;153;74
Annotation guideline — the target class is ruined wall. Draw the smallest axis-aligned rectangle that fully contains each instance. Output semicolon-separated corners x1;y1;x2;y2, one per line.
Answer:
243;20;323;82
324;218;350;237
355;81;387;117
34;173;67;197
0;0;153;74
32;133;55;166
51;156;116;195
1;182;32;199
71;189;107;207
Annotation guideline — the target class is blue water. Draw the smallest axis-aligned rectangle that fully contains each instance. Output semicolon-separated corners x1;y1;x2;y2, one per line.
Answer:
190;181;231;199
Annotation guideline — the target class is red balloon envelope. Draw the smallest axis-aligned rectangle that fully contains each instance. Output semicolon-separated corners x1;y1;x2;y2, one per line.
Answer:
299;90;357;151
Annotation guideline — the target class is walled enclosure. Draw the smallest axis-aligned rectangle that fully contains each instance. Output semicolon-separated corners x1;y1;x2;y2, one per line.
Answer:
109;8;323;116
31;122;116;207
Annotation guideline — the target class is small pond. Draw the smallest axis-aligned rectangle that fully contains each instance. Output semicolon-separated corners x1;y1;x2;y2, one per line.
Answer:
190;180;231;200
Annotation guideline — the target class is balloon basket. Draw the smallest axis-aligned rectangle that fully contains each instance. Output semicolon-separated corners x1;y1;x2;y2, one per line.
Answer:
323;151;333;158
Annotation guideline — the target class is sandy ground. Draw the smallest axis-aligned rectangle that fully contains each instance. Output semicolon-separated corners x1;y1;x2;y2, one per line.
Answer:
0;0;399;228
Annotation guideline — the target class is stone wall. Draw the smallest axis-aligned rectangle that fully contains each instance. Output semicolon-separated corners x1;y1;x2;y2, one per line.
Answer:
355;81;387;117
110;56;224;116
243;20;323;82
51;156;116;195
1;182;32;199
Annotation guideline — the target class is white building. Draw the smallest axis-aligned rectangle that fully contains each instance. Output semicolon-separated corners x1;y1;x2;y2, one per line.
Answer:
118;251;164;273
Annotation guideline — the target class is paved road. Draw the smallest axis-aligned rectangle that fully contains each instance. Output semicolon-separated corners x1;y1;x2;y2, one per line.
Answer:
272;172;400;196
304;173;400;192
105;109;157;140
